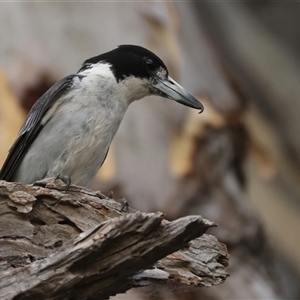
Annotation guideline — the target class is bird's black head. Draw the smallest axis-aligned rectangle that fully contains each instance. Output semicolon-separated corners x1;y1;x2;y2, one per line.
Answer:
79;45;168;82
78;45;204;112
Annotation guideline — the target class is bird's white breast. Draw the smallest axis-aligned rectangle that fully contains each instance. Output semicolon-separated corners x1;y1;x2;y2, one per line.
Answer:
50;66;130;185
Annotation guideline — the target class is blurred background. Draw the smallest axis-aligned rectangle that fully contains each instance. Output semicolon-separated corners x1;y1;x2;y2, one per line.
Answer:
0;2;299;299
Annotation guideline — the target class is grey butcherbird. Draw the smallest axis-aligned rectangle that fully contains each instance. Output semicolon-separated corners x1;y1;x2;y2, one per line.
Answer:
0;45;204;187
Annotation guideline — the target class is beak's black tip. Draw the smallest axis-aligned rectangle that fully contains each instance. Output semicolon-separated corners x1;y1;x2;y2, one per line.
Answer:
197;103;204;114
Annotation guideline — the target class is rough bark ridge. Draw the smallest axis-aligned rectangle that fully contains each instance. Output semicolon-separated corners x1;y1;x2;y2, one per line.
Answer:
0;178;228;300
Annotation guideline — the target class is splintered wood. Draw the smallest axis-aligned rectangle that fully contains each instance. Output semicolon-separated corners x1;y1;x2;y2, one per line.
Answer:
0;178;228;300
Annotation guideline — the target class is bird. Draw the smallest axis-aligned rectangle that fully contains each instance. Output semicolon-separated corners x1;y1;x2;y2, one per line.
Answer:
0;45;204;187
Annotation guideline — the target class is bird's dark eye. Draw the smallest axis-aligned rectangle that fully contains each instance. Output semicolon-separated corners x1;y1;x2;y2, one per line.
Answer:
145;58;156;71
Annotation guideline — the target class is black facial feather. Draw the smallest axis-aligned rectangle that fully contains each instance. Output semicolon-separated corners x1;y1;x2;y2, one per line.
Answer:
78;45;168;82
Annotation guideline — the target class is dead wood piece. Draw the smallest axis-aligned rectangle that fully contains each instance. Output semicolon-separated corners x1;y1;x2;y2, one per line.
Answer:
132;234;229;294
0;179;229;299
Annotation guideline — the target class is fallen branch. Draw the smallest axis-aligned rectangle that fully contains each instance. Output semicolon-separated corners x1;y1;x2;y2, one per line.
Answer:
0;178;229;299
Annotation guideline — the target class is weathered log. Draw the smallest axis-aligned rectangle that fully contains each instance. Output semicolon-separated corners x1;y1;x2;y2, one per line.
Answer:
0;178;228;300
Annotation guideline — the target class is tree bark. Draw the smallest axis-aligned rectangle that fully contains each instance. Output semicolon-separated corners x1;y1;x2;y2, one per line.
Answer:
0;178;228;300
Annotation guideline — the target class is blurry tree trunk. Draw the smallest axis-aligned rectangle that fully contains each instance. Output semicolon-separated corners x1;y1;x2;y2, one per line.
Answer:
191;2;300;298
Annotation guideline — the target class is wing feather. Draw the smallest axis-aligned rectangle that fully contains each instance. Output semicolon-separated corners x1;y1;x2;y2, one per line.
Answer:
0;74;77;181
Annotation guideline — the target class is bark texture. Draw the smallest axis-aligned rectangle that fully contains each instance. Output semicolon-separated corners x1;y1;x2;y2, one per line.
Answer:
0;178;228;300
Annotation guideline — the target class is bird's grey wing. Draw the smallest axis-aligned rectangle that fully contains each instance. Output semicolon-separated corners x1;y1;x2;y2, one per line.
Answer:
0;74;77;181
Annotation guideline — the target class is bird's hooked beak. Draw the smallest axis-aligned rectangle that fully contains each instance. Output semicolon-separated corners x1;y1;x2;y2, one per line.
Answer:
153;76;204;113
